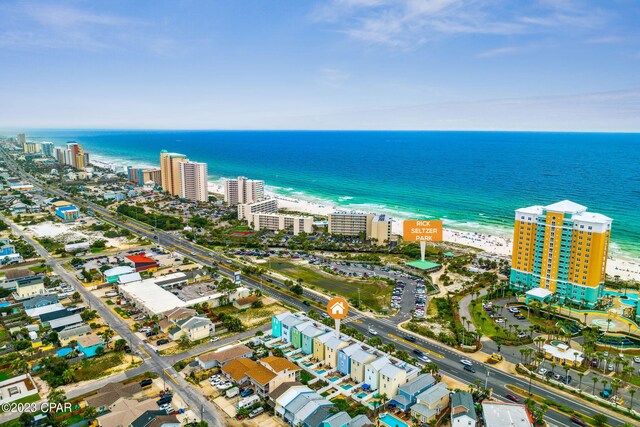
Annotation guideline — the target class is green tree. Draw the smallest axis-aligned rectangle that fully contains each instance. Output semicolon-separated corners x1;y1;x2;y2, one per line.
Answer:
593;414;607;426
291;284;303;295
71;291;81;302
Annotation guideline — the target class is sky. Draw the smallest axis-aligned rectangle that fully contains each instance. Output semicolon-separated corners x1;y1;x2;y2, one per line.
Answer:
0;0;639;131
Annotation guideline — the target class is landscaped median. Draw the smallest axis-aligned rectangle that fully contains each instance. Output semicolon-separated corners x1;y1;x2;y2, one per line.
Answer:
514;364;640;425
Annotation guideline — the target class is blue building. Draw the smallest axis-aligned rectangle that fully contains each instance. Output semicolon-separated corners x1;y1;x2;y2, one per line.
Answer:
337;343;360;376
389;374;436;411
75;334;104;358
55;205;80;222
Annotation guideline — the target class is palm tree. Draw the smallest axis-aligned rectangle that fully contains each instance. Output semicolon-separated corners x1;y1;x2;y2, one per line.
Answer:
611;378;622;396
601;379;608;394
629;388;636;411
577;372;584;389
592;376;598;395
99;328;115;349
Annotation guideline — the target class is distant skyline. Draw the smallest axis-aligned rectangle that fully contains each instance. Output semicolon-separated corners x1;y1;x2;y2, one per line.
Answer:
1;0;639;131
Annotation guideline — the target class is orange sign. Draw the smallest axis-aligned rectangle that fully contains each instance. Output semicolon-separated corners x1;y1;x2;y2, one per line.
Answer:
327;297;349;320
403;220;443;242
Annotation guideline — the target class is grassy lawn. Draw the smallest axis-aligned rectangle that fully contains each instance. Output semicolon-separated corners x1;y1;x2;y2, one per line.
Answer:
0;393;41;412
269;260;392;312
470;301;526;345
73;351;124;382
216;301;288;328
0;326;10;342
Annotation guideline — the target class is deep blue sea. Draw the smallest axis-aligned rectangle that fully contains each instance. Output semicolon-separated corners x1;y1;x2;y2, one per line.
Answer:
18;130;640;258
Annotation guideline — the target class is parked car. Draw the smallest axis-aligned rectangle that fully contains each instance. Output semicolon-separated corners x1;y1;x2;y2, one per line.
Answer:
157;339;169;345
157;396;172;406
240;388;254;397
249;407;265;418
569;416;587;426
210;337;219;342
140;379;153;387
538;368;548;375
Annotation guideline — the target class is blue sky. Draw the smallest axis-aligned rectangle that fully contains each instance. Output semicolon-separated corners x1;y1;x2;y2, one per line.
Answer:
0;0;639;131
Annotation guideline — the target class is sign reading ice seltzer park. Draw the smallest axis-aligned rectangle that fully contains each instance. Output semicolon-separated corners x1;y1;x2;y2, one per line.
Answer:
403;220;443;242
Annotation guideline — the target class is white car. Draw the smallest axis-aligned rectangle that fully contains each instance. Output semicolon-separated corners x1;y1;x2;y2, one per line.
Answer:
634;356;640;363
495;318;505;324
217;382;233;390
508;307;520;313
418;355;432;363
538;368;548;375
211;337;219;342
368;328;378;336
517;332;527;338
460;359;473;366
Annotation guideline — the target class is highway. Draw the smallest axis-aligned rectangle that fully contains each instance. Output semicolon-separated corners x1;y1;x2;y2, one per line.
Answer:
2;148;632;427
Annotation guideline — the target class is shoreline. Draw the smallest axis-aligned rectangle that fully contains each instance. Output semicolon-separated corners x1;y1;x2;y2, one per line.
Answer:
208;180;640;281
87;152;639;281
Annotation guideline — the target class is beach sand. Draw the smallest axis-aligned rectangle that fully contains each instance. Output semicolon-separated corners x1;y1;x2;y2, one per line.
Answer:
208;182;640;281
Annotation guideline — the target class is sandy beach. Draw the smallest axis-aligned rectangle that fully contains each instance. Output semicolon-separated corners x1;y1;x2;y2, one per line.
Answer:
208;181;640;281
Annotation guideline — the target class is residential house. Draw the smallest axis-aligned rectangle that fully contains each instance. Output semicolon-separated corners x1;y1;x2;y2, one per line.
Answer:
196;343;253;370
272;311;291;339
25;303;65;318
481;402;534;427
411;382;450;425
323;336;349;369
22;294;58;310
76;334;104;358
168;316;214;341
274;386;314;420
96;398;158;427
379;363;407;398
0;374;39;404
291;321;314;350
281;314;304;345
284;393;331;426
163;307;197;322
223;356;301;398
312;331;334;363
260;356;301;386
350;348;376;383
337;343;361;376
10;203;27;215
130;411;180;427
300;324;325;355
268;381;303;408
390;374;436;411
451;391;476;427
59;324;93;345
0;238;15;256
15;277;46;299
363;356;390;392
233;296;260;309
85;382;141;413
47;314;84;332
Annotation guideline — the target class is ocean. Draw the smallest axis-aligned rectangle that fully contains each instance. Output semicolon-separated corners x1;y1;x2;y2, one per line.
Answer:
21;129;640;258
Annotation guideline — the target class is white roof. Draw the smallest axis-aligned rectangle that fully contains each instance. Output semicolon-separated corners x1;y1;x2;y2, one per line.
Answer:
367;356;390;372
119;279;186;315
118;272;142;284
515;205;543;216
380;363;404;378
482;402;533;427
104;266;134;277
525;288;553;299
275;386;313;409
543;343;584;364
572;212;612;224
48;314;83;329
544;200;586;214
25;303;65;318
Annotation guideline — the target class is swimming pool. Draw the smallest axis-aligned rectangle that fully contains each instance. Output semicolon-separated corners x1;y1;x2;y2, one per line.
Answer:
604;291;639;306
356;392;368;398
57;347;73;357
340;384;353;390
315;369;327;374
329;376;340;382
379;413;408;427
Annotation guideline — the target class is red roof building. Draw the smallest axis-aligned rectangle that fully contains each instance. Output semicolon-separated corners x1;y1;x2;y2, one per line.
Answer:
124;255;159;272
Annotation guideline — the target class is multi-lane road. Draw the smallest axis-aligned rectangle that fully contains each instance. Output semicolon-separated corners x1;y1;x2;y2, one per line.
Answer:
2;149;633;427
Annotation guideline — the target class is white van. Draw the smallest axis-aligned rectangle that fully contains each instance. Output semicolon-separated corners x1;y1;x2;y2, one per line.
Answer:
249;407;264;418
226;387;239;398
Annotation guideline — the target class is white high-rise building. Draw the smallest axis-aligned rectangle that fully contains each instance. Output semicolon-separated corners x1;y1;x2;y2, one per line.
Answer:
224;176;265;205
41;142;54;158
179;161;208;202
17;133;26;144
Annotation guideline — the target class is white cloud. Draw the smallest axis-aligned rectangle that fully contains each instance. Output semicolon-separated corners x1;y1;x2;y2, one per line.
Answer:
476;46;523;58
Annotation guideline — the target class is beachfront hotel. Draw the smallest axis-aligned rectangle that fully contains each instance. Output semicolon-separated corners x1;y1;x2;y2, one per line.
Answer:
328;211;373;237
223;176;264;206
179;160;208;202
160;150;187;196
510;200;612;307
127;166;162;186
53;143;90;170
238;199;313;236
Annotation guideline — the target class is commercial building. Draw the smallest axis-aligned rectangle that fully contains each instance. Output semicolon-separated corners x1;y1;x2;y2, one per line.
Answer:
64;241;90;253
510;200;612;307
23;142;41;154
127;167;162;186
178;160;208;202
124;255;159;272
238;198;278;220
482;402;534;427
40;141;54;158
103;266;135;283
160;150;187;196
224;176;264;205
328;212;373;237
252;213;313;236
17;133;26;144
55;205;80;222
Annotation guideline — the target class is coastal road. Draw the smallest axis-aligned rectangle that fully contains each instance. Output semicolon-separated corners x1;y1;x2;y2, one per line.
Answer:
2;151;633;427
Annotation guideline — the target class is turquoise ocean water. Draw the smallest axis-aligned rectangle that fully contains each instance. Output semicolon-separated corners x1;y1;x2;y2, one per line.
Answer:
19;130;640;258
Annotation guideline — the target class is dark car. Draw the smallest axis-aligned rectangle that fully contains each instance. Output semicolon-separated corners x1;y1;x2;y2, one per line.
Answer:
505;394;520;403
403;335;417;343
303;301;311;306
240;388;254;397
157;339;169;345
412;349;423;356
124;346;132;353
140;379;153;387
569;417;587;426
146;331;158;337
464;365;476;373
157;396;172;406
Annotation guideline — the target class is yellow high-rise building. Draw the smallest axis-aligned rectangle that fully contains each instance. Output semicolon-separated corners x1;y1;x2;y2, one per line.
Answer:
510;200;612;307
160;150;187;196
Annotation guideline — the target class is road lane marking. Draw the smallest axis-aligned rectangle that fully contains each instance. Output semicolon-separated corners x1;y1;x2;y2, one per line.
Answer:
387;333;445;358
138;345;151;358
164;369;179;385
